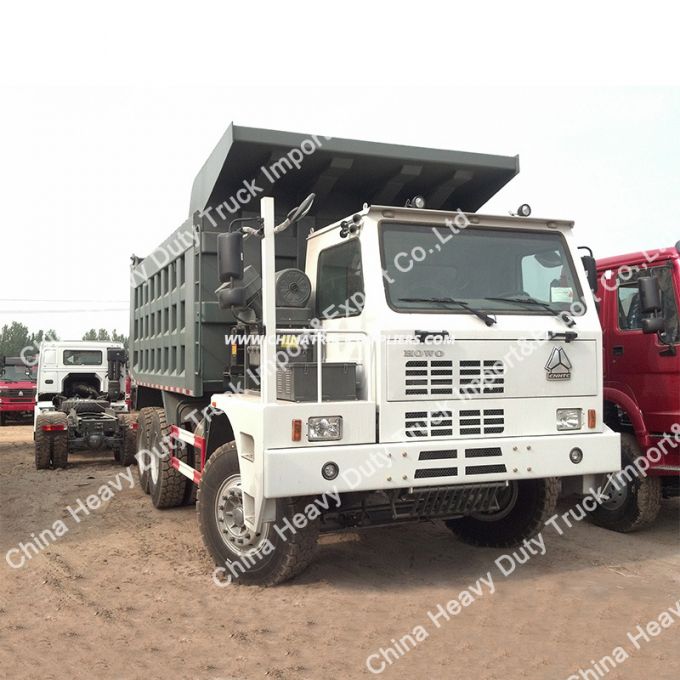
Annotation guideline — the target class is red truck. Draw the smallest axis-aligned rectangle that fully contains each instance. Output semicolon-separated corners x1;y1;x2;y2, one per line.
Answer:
0;356;37;426
590;244;680;531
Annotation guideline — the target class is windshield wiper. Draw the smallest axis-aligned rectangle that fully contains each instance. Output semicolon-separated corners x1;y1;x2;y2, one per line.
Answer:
484;296;576;328
399;297;497;327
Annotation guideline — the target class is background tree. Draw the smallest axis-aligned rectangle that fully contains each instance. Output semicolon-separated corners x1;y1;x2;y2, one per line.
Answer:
82;328;128;349
0;322;30;356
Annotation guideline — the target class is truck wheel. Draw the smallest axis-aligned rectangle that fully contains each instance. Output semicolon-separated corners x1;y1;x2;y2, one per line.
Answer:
587;433;662;532
148;408;186;508
117;413;138;466
34;412;69;470
197;442;319;586
51;429;69;469
136;407;156;494
445;478;559;547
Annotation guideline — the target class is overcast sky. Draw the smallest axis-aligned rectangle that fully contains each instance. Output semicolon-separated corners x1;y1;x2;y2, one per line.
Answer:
1;3;678;340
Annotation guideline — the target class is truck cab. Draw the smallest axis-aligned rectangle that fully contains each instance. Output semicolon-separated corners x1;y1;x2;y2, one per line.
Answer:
0;356;36;425
593;245;680;529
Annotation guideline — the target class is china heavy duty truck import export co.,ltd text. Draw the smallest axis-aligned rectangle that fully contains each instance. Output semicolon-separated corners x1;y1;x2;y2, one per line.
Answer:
128;126;620;585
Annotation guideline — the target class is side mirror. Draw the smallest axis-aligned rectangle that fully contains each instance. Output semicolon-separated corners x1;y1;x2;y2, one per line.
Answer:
638;276;665;335
638;276;662;314
642;316;665;334
217;232;244;283
581;255;598;293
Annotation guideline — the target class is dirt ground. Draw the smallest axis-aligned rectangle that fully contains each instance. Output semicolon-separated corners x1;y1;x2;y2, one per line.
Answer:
1;424;679;680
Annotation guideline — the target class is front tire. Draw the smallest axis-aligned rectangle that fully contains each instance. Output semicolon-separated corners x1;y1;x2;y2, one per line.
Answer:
587;433;661;532
197;442;319;586
445;478;559;547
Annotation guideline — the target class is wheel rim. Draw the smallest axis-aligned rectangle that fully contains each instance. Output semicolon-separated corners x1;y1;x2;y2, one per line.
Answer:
600;473;630;510
215;474;270;556
472;482;519;521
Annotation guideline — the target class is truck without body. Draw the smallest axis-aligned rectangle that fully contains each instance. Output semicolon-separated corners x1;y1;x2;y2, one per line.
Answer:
130;126;620;585
34;341;136;469
589;245;680;530
0;356;36;425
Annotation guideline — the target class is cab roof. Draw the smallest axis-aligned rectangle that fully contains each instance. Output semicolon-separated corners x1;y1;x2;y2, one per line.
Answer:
597;245;680;271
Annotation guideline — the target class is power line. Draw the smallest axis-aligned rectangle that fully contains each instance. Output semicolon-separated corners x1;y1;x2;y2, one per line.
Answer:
0;298;128;303
0;308;129;314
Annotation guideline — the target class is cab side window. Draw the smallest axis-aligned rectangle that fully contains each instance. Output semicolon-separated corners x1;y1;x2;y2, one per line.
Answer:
316;240;365;318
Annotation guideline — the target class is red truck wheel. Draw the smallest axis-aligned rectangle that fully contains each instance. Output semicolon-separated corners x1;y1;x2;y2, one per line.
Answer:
587;433;661;532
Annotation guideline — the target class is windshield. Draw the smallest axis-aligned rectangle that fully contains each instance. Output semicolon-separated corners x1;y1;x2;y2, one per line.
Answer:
0;364;35;382
380;223;585;315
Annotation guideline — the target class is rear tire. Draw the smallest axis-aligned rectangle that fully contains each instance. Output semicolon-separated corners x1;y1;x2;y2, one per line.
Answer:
197;442;319;586
117;413;138;466
51;430;69;468
445;478;559;547
148;408;186;508
136;407;156;494
34;412;69;470
587;433;662;532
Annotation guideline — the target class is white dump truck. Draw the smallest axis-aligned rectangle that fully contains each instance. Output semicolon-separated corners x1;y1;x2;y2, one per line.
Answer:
34;341;135;469
129;126;620;585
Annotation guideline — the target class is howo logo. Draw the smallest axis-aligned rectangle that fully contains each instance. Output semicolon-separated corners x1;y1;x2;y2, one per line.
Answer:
403;349;445;358
545;347;572;381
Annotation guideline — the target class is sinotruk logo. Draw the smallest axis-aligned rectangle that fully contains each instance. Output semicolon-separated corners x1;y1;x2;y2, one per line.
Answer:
545;347;572;380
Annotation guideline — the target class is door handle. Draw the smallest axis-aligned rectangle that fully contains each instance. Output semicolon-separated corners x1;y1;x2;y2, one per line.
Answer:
613;346;624;356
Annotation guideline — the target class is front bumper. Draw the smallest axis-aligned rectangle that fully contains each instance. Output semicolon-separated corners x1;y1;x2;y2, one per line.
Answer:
263;429;621;498
0;402;34;414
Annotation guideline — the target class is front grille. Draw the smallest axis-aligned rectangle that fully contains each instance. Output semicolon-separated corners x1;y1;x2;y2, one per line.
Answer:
459;409;505;435
404;409;505;438
405;410;453;438
465;447;502;458
418;449;457;460
459;360;505;395
404;360;454;397
465;464;507;475
414;467;458;479
2;389;36;400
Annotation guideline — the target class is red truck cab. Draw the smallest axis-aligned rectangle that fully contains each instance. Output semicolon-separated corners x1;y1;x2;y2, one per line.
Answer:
0;356;37;426
593;244;680;530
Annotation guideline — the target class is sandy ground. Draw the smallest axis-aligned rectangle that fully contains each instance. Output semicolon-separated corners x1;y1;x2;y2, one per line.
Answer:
1;423;679;680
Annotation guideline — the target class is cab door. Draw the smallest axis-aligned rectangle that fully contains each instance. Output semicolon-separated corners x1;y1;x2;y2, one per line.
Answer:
608;262;680;434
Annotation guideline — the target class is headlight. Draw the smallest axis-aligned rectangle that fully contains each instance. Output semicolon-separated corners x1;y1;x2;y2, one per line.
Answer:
307;416;343;441
557;408;582;431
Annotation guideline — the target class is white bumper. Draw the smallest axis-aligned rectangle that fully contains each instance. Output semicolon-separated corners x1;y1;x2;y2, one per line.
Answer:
263;428;621;498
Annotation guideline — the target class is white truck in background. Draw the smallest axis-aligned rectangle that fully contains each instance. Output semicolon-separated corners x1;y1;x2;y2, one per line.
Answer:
34;341;135;469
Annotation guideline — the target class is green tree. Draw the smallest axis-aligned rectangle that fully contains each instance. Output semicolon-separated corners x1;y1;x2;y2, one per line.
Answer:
0;322;31;357
82;328;128;349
